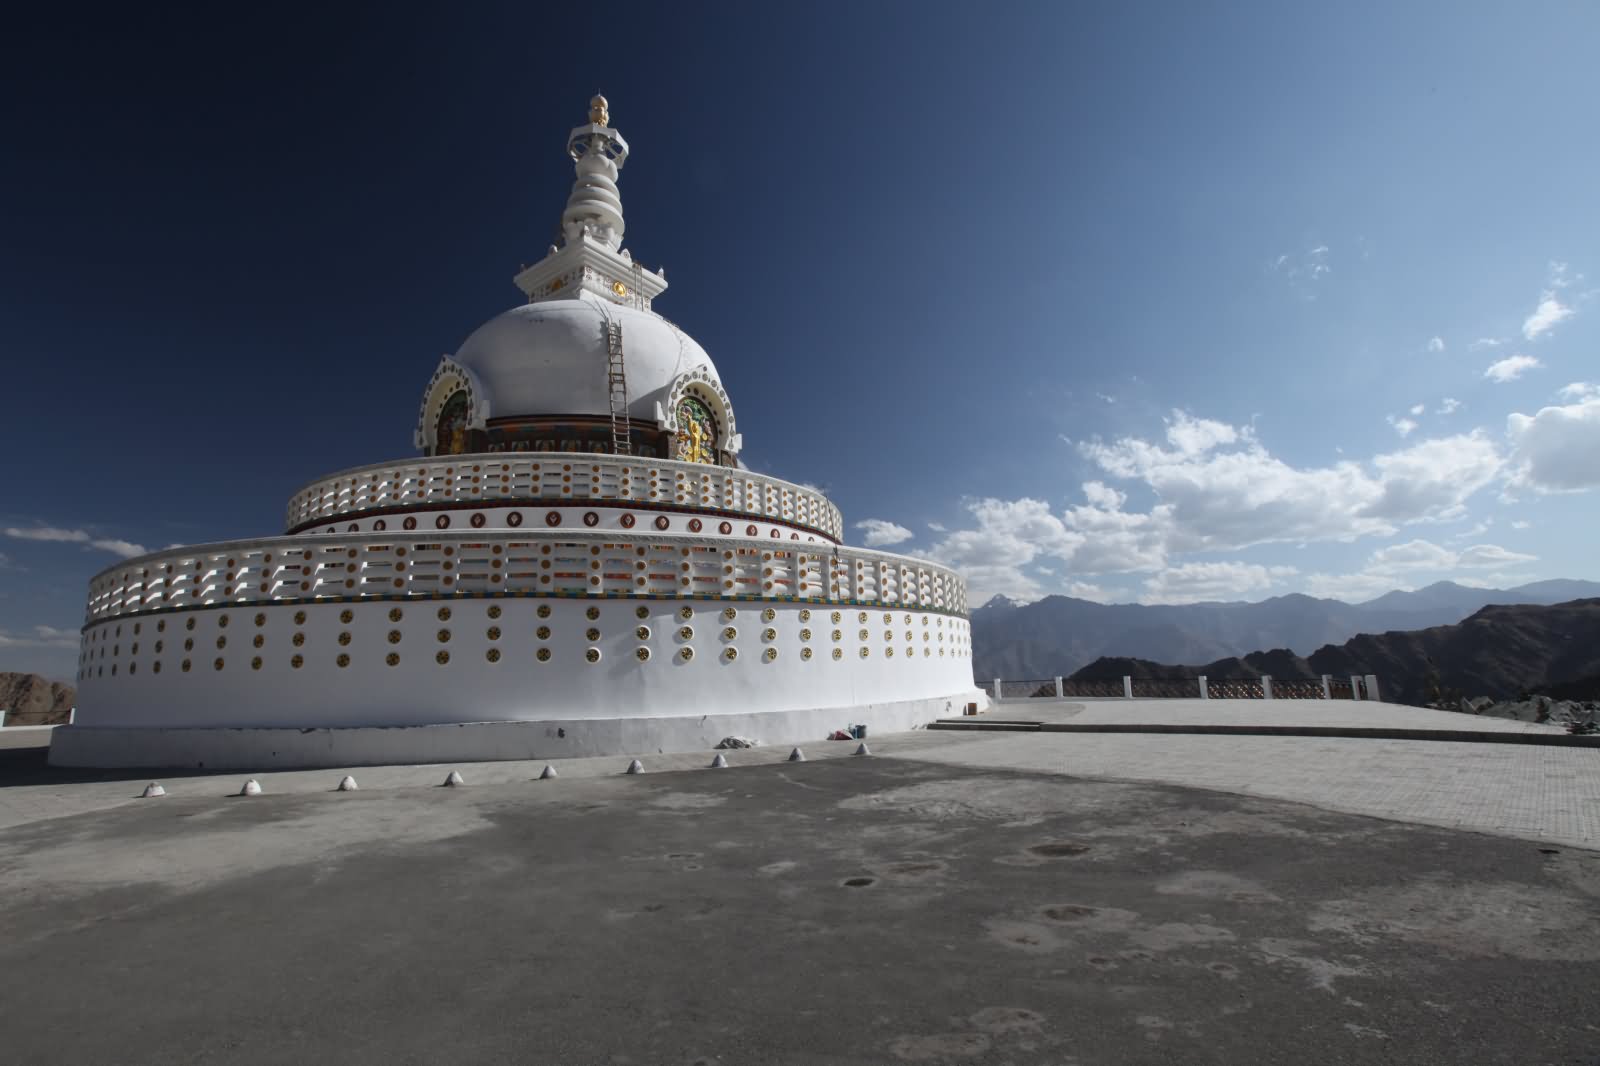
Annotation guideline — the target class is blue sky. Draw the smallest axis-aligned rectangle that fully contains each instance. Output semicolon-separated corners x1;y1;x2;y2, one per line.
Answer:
4;2;1599;678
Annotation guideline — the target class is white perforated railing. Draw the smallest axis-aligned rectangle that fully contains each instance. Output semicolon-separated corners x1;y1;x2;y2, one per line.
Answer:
83;531;968;624
285;454;844;540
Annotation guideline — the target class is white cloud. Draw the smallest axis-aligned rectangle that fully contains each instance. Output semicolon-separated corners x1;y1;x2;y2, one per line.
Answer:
1139;562;1297;605
926;521;947;533
0;625;80;650
1483;354;1543;383
1427;336;1445;353
1408;403;1425;417
2;525;147;558
924;410;1506;602
1456;543;1538;568
854;519;913;547
1558;382;1598;402
1386;415;1418;437
1096;392;1116;405
1272;245;1331;295
1470;337;1504;350
1522;262;1580;340
1304;538;1537;600
1436;398;1461;415
1510;520;1531;530
1506;393;1600;492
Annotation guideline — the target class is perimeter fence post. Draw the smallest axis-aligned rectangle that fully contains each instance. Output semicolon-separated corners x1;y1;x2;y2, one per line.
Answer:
1054;676;1064;698
1320;674;1331;700
1122;676;1133;699
1198;675;1208;700
993;678;1002;704
1350;675;1363;701
1262;675;1273;700
1365;675;1380;702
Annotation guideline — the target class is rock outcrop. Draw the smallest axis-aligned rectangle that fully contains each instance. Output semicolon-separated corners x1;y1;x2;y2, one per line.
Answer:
0;672;75;726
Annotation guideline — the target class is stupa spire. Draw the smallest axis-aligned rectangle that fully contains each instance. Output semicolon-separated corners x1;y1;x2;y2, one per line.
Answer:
560;93;629;251
513;95;667;308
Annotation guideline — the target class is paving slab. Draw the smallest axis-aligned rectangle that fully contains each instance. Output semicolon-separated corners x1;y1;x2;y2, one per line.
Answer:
897;732;1600;851
1;756;1597;1065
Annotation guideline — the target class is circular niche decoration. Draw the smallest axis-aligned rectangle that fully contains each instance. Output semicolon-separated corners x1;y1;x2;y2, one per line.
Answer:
387;652;400;667
635;606;650;620
763;648;777;662
762;628;777;642
635;626;650;640
437;629;451;643
830;612;841;624
799;628;812;642
254;613;266;627
341;609;354;624
722;607;737;621
486;648;501;663
337;632;352;646
678;606;693;621
390;607;404;622
831;648;842;661
251;656;263;671
435;515;451;529
537;604;552;619
678;626;694;640
688;518;702;533
620;513;635;529
762;608;776;622
859;647;870;659
586;606;601;621
435;650;449;665
883;612;893;624
536;647;552;662
471;513;486;528
438;607;452;621
586;628;601;642
507;511;523;527
374;519;387;531
545;511;562;527
537;626;551;639
678;647;694;662
722;647;738;662
585;648;601;664
858;612;868;624
635;647;650;662
388;630;402;644
801;647;813;661
292;633;305;647
746;524;757;537
583;511;599;527
718;521;732;535
655;516;671;531
799;609;811;622
488;605;502;619
403;516;418;530
722;626;737;641
486;626;501;641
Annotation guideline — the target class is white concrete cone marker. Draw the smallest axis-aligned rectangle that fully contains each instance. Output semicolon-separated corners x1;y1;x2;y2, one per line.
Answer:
854;743;871;756
789;747;806;763
337;775;358;792
539;764;558;780
710;753;729;769
239;779;262;797
625;758;644;775
443;770;465;787
141;782;166;798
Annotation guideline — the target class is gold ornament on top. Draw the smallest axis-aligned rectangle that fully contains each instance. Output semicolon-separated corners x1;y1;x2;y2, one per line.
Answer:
589;94;610;126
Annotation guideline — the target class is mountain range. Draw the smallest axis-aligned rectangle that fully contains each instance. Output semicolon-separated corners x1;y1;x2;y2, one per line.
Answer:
1066;598;1600;708
970;579;1600;682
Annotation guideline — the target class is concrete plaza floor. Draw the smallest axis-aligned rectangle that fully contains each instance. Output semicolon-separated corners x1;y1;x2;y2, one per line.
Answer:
2;708;1598;1064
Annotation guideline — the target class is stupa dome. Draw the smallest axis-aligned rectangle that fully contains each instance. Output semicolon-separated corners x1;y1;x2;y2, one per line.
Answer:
452;290;720;423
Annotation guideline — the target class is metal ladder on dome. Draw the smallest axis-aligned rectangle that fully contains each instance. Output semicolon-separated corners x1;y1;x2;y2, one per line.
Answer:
605;321;630;455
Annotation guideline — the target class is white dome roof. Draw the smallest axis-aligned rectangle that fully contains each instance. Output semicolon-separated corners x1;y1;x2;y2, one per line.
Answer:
453;291;720;422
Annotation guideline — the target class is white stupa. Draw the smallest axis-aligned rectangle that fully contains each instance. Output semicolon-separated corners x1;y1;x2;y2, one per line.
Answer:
51;97;983;770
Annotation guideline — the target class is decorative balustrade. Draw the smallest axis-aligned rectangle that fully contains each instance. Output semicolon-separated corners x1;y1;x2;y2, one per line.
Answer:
987;674;1378;702
284;453;844;540
83;530;968;625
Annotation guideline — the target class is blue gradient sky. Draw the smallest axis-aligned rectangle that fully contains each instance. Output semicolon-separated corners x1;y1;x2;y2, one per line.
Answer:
4;2;1598;678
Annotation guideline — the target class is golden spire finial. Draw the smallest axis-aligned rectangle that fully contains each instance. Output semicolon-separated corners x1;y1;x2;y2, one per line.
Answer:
589;93;609;126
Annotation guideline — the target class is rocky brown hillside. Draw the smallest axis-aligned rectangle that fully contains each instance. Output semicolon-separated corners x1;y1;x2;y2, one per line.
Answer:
1067;599;1600;708
0;672;75;726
